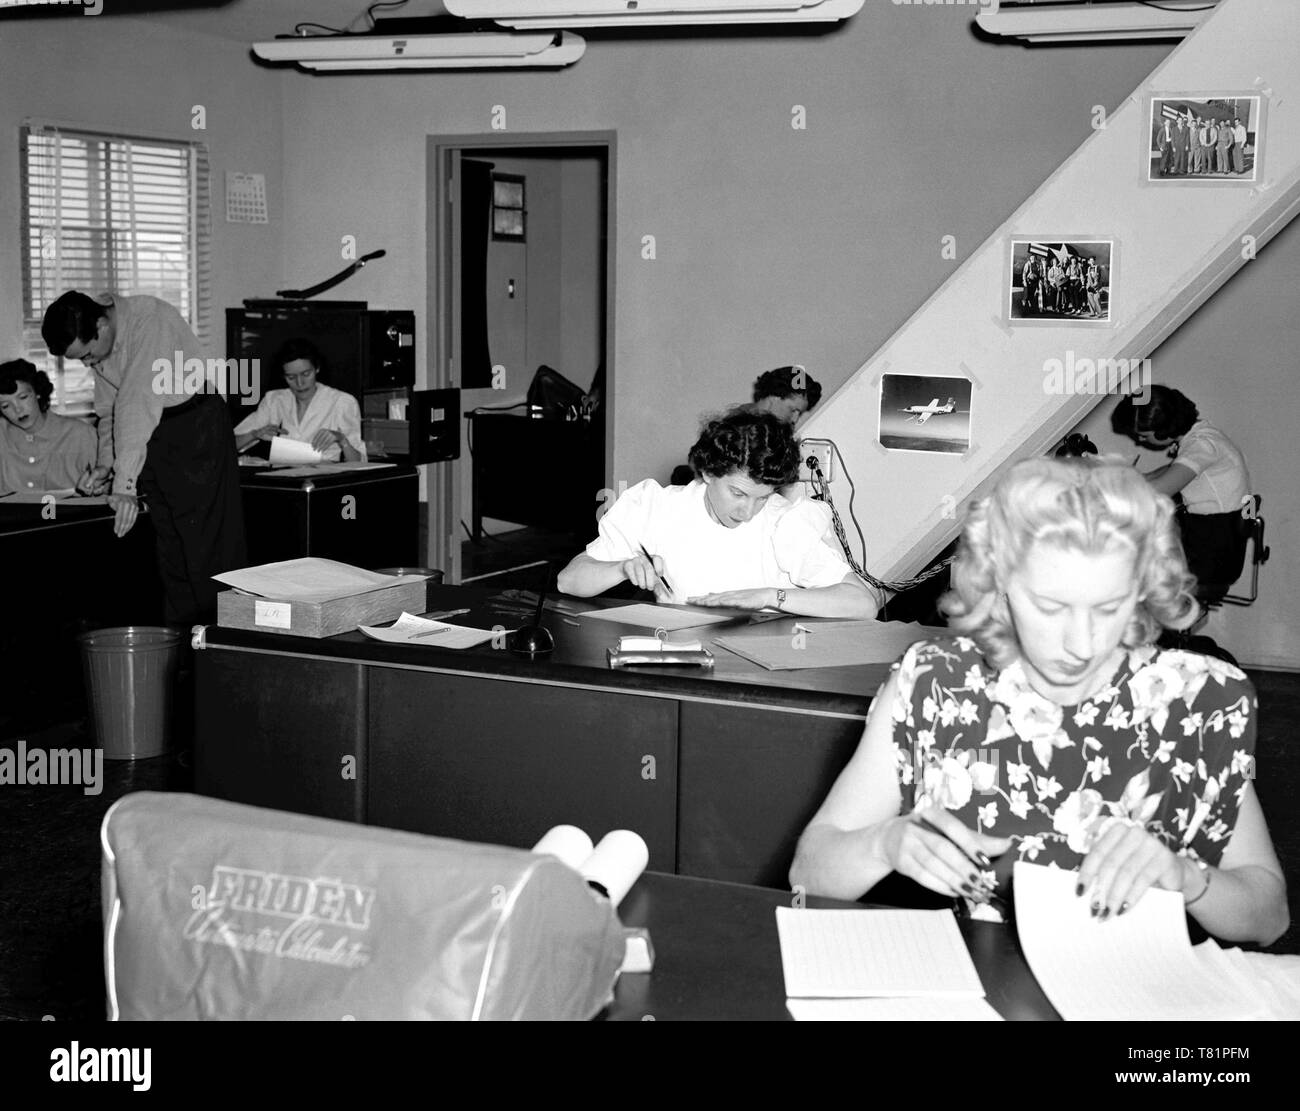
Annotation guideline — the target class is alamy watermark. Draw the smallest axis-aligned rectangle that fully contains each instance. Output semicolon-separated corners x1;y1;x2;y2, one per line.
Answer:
0;741;102;796
151;352;262;405
1043;352;1151;404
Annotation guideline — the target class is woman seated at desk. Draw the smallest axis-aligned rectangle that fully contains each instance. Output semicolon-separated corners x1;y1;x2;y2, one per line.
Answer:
0;359;96;493
558;408;879;618
791;458;1287;944
233;339;366;463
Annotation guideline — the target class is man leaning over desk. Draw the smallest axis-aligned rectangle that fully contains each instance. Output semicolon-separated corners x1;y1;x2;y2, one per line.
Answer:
41;290;246;627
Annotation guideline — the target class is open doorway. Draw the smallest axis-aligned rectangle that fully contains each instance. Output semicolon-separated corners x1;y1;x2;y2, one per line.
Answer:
426;134;614;587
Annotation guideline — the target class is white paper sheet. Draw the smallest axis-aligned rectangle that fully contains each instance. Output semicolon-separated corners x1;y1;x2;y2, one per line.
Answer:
1013;861;1263;1020
787;997;1003;1021
213;558;428;603
268;436;323;465
358;612;502;649
775;907;985;998
576;604;737;631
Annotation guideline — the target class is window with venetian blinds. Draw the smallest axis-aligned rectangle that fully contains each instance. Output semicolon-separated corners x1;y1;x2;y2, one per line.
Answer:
19;124;211;414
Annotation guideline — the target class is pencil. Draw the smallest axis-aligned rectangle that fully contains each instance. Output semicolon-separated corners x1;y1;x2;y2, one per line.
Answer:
638;544;674;596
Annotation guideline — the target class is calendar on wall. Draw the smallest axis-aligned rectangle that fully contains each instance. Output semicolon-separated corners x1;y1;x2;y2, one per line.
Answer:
225;172;268;224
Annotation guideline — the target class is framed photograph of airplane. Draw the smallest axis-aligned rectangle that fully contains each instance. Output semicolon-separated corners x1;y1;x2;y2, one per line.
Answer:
1008;238;1114;325
878;373;972;455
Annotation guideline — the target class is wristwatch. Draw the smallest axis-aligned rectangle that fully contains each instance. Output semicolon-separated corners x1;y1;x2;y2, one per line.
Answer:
775;588;787;610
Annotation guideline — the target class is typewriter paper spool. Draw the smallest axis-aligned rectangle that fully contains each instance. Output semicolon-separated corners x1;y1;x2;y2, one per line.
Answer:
531;825;595;871
580;830;649;908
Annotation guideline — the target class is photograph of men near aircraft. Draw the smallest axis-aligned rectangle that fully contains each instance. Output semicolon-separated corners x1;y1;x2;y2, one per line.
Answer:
1147;95;1260;184
1009;238;1113;325
878;373;972;455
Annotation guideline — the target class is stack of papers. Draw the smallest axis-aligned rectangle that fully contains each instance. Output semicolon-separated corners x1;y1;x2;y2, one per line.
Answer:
213;558;430;603
715;620;949;671
775;907;1001;1021
1014;861;1295;1020
578;604;736;631
358;612;504;649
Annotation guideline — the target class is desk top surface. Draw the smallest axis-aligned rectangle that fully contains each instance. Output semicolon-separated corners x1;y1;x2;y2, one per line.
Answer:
200;583;907;716
238;464;418;490
0;498;136;536
607;872;1059;1021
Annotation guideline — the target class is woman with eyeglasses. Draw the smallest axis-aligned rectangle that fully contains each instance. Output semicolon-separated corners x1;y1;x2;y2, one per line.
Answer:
233;338;366;462
790;458;1287;944
1111;386;1249;604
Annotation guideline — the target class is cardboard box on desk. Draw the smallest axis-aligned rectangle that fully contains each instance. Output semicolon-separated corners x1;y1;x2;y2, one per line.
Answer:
216;580;426;638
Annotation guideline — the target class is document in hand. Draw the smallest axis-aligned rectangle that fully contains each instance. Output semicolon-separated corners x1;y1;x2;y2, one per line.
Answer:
1013;861;1264;1020
268;435;323;465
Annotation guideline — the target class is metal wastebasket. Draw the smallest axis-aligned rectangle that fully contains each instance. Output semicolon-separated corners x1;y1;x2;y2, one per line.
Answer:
79;626;183;760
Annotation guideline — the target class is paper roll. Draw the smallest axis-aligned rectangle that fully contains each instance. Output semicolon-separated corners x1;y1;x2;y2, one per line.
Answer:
531;825;594;871
580;830;649;908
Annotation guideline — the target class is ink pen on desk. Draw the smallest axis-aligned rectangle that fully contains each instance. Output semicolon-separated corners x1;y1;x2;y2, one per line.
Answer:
638;544;673;596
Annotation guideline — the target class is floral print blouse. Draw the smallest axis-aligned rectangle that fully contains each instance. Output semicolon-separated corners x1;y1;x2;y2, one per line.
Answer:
890;638;1256;870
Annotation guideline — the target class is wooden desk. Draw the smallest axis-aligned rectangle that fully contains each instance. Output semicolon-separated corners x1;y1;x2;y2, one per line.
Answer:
606;873;1060;1021
238;464;418;569
195;584;895;888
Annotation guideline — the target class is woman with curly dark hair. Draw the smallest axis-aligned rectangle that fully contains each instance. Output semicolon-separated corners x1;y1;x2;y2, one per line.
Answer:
0;359;96;494
792;458;1287;944
1111;385;1251;603
558;408;878;617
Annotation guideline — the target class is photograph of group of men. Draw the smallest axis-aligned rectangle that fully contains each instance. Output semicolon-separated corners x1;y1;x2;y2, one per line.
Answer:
1148;95;1260;182
1009;239;1113;324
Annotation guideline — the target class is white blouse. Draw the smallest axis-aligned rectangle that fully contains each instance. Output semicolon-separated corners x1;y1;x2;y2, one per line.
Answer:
233;384;366;462
585;479;851;602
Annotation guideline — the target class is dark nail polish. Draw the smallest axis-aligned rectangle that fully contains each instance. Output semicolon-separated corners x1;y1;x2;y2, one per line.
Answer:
960;883;975;895
1099;907;1111;921
968;872;981;885
1075;882;1085;897
1090;901;1100;918
974;851;992;869
1118;902;1129;917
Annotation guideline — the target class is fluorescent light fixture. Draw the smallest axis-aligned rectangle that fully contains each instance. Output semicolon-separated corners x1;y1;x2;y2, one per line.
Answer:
252;30;585;71
975;0;1215;44
446;0;864;28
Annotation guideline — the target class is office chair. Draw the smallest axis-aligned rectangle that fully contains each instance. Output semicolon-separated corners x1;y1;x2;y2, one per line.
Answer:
1161;495;1268;666
1217;494;1269;607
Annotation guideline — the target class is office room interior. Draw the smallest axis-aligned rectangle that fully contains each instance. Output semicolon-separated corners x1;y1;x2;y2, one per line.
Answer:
1;0;1299;1035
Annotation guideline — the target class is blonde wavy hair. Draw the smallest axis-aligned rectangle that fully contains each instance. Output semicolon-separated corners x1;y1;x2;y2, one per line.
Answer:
940;457;1199;668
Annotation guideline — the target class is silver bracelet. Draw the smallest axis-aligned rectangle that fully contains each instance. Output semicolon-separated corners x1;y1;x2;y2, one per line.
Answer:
1184;863;1212;907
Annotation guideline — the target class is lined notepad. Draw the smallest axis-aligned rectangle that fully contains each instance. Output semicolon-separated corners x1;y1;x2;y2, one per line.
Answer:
775;907;986;999
787;997;1003;1022
1014;861;1264;1021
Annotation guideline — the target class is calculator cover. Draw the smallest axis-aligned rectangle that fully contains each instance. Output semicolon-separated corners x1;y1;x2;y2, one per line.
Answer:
101;792;624;1020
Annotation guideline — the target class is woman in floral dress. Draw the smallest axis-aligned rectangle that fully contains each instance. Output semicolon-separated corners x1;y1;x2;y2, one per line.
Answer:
791;458;1288;944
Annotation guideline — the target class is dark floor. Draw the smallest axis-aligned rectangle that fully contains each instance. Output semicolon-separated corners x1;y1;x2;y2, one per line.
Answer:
2;666;1298;1021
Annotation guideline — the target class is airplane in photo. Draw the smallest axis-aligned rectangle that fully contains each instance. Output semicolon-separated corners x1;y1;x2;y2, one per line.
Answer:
901;397;956;424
